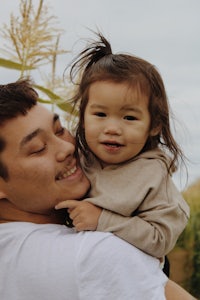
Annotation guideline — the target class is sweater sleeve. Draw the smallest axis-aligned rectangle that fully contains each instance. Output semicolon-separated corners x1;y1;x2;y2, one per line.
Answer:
97;202;188;257
89;159;190;258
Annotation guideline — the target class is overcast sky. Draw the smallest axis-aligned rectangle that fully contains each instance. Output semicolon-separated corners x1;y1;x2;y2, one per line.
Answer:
1;0;200;190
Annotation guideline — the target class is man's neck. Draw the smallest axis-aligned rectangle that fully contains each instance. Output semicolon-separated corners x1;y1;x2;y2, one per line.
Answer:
0;199;65;225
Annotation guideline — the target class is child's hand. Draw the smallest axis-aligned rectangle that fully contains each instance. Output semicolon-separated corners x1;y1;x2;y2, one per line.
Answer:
55;200;102;231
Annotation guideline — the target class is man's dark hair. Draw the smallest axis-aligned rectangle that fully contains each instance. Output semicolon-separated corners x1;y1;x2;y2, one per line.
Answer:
0;79;38;180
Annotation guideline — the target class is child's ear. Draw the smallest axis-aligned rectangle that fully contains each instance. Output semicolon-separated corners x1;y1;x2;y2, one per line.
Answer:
150;125;161;137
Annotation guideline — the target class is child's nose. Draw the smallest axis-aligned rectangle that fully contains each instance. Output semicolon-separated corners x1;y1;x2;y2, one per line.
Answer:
103;120;122;135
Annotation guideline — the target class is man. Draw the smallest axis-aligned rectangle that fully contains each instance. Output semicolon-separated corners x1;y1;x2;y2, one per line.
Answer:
0;80;194;300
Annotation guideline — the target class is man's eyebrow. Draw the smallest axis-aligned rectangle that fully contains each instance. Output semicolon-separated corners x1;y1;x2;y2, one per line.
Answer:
20;128;43;148
20;113;60;148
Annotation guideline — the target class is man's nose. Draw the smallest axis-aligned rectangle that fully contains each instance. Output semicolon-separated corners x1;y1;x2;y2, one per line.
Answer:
55;138;75;162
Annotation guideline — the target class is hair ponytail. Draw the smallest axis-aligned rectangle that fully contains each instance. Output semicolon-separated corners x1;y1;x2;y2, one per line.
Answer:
70;32;112;83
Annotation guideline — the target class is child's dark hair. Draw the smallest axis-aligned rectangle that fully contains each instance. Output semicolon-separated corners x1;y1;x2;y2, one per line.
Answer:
70;32;185;174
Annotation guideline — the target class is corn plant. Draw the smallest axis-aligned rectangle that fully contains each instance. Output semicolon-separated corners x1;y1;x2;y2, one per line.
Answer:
0;0;74;113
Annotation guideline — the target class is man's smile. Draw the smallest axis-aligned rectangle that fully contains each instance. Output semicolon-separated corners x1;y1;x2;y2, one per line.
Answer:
56;165;77;180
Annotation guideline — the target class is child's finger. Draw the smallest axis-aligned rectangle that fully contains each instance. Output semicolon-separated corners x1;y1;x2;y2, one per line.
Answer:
55;200;80;210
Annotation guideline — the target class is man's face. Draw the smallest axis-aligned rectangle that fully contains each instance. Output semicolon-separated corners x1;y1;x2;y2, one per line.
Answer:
0;104;90;214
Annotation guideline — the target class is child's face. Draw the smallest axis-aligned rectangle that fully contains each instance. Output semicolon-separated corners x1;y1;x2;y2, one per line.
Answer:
84;81;152;167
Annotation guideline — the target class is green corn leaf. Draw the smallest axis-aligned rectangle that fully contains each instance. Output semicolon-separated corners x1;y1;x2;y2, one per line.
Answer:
0;58;34;70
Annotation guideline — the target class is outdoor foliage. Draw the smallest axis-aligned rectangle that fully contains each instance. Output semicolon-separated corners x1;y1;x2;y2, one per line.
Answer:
190;211;200;298
0;0;74;114
175;179;200;297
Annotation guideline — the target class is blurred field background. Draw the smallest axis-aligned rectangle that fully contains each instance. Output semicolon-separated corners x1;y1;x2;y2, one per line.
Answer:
168;179;200;298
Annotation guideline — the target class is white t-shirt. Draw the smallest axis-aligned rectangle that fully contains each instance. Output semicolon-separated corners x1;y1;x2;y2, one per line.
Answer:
0;222;167;300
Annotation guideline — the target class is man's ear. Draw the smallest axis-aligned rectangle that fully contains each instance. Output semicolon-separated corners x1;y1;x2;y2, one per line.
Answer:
150;125;161;137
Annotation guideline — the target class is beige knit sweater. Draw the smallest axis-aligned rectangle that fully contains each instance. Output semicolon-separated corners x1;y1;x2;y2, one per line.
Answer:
82;148;190;258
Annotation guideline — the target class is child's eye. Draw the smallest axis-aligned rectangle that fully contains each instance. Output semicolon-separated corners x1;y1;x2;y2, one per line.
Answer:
95;112;106;117
124;115;136;121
